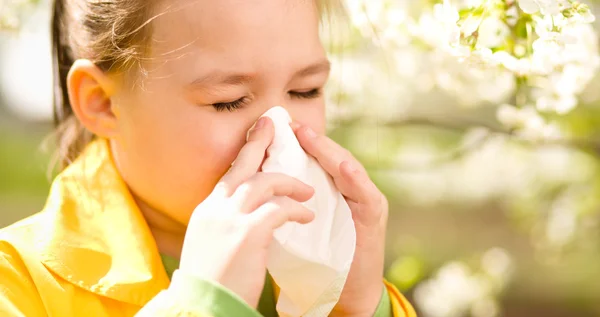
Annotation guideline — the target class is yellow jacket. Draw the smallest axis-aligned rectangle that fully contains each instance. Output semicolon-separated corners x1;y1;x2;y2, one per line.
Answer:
0;139;416;316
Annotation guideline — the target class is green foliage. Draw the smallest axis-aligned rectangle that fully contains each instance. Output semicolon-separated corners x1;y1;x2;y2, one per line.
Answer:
0;124;51;197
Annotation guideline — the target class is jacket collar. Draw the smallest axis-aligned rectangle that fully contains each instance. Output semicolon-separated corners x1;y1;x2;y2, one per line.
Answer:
36;138;169;306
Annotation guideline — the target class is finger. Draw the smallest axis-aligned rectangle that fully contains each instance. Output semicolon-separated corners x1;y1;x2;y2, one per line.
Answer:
339;160;383;207
249;196;315;229
294;125;383;205
218;117;274;195
232;172;314;213
294;125;373;199
295;126;365;179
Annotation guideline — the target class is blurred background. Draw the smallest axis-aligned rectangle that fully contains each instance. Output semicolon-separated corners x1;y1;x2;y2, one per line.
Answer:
1;0;599;316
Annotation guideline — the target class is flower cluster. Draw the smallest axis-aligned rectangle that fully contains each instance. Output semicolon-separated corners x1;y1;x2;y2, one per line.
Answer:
345;0;599;140
432;0;599;137
342;0;517;109
414;248;513;317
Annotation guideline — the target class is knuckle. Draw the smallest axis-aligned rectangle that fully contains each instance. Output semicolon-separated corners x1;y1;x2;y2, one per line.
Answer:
235;181;252;196
277;198;295;213
190;199;229;225
214;181;236;197
282;180;298;196
263;172;290;187
371;193;388;216
246;172;273;193
261;172;285;187
239;216;258;238
271;195;287;205
252;171;268;181
245;215;263;231
245;211;271;234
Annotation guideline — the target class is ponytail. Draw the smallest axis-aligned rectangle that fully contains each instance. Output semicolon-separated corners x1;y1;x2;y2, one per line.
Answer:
51;0;71;125
51;0;93;169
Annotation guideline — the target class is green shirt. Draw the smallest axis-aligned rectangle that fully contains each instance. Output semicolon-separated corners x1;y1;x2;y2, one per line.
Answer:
151;254;393;317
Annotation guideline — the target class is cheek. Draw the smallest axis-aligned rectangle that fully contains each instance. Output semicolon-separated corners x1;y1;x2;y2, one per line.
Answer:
288;102;326;134
204;128;246;172
111;91;247;218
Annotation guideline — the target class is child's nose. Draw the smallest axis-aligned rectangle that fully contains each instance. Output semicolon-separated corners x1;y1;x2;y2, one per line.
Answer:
256;100;289;115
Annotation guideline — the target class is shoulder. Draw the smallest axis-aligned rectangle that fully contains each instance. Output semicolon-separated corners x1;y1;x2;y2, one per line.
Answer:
0;212;50;251
0;211;56;276
0;237;31;283
0;212;68;312
0;215;53;317
0;213;45;279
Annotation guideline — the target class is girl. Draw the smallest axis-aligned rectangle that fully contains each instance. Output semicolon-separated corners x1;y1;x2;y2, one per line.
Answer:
0;0;416;316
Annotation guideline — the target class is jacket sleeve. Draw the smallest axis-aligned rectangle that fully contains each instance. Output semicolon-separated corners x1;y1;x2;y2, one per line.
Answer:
138;273;417;317
136;270;262;317
0;244;258;317
373;280;417;317
0;244;47;317
2;243;415;317
373;284;392;317
385;280;417;317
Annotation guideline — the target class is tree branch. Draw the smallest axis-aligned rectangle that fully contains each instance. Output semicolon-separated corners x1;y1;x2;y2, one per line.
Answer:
332;116;600;171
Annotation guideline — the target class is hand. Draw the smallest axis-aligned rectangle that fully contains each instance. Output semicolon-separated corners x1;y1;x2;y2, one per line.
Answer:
179;117;315;307
291;122;388;316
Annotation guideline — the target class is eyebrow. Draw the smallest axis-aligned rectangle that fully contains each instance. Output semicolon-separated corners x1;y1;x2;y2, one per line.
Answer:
293;60;331;78
188;60;331;88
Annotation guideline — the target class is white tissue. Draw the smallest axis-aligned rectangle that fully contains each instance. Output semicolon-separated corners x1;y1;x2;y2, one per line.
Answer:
259;106;356;317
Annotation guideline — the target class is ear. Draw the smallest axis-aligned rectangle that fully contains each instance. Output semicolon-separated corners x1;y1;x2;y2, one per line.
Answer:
67;59;118;138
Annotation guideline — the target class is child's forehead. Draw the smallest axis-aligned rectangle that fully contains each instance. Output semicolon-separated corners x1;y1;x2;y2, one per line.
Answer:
150;0;320;47
146;0;324;77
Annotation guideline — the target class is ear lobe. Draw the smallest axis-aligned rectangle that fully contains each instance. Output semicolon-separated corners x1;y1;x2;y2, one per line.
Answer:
67;59;118;138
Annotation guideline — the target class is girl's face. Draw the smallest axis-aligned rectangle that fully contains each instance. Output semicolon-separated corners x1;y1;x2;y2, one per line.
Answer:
110;0;329;225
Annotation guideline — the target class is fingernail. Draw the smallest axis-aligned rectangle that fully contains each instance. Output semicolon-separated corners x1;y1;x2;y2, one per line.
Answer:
290;122;301;130
253;117;267;130
305;127;316;138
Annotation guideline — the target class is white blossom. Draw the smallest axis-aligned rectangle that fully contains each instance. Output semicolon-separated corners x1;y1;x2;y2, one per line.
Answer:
414;251;513;317
476;16;510;49
460;14;483;37
496;104;562;140
345;0;598;127
481;248;513;282
518;0;565;15
433;0;462;47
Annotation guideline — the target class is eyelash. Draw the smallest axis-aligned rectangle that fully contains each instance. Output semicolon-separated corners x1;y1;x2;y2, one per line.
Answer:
211;88;322;112
212;98;249;112
290;88;322;100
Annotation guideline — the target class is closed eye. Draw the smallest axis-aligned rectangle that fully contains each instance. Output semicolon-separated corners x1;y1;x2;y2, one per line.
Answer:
289;88;321;99
212;97;249;112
